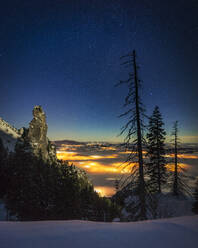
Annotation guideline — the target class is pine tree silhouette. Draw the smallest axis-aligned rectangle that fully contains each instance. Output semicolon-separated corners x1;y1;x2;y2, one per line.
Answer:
146;106;167;193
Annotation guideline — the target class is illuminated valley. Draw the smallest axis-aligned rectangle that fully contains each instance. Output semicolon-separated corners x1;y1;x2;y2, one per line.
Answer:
55;141;198;197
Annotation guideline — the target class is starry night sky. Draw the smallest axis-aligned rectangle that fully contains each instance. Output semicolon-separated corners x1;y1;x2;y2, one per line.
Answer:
0;0;198;142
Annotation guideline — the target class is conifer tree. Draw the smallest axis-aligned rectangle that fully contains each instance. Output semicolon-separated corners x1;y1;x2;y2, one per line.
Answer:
117;50;147;220
146;106;167;193
0;138;8;198
3;147;120;221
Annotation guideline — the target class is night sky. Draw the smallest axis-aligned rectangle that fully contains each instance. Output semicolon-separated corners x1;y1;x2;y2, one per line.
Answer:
0;0;198;143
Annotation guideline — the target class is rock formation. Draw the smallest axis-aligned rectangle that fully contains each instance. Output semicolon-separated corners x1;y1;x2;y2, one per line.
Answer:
0;106;57;163
27;105;56;162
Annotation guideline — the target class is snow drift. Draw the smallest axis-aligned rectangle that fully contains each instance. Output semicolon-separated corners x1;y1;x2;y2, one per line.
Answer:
0;215;198;248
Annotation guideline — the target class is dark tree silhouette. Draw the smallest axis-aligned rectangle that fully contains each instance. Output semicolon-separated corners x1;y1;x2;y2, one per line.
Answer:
0;138;8;199
170;121;192;196
146;106;167;193
117;50;147;220
114;179;119;193
172;121;179;195
3;146;120;221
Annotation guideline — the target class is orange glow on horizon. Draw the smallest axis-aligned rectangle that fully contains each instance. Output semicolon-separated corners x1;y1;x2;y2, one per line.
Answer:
56;148;195;176
55;144;198;197
80;161;134;174
56;150;136;174
94;186;115;197
166;163;190;172
56;151;118;161
101;146;117;151
165;154;198;159
119;151;147;154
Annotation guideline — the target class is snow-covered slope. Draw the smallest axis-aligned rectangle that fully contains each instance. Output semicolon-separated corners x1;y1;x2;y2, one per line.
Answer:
156;193;194;218
0;117;21;152
0;216;198;248
122;193;194;220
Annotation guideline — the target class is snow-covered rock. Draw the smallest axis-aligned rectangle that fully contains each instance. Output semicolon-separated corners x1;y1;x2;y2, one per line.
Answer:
0;215;197;248
0;117;21;152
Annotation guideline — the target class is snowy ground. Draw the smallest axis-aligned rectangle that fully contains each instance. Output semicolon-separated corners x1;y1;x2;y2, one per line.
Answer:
0;216;198;248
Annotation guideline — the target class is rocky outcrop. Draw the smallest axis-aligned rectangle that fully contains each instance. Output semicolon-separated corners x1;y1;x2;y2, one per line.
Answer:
0;106;57;163
27;106;56;163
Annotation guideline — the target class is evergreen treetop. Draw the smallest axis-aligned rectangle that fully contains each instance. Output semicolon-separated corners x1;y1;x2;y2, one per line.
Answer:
146;106;167;194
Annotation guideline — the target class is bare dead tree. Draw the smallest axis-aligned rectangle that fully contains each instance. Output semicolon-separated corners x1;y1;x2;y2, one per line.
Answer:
170;121;192;197
116;50;147;220
173;121;179;195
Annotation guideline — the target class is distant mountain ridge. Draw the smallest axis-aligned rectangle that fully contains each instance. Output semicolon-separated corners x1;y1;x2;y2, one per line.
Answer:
54;139;86;146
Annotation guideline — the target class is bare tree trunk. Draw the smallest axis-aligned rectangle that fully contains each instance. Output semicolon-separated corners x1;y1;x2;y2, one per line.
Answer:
133;50;146;219
173;125;178;195
157;121;161;193
157;160;161;193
